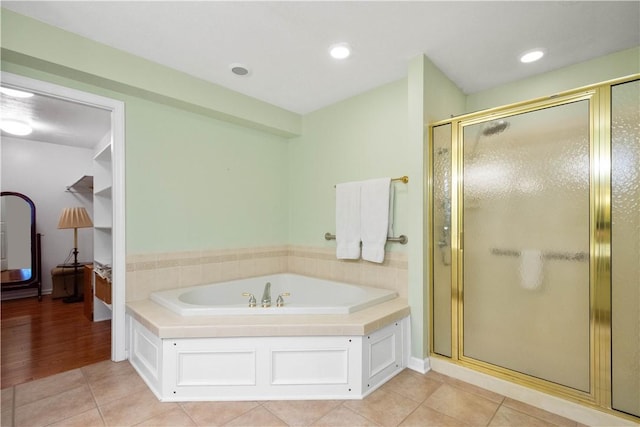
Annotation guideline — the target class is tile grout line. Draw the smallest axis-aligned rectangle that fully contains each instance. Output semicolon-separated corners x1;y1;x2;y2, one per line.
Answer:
260;402;292;425
485;398;505;426
345;398;389;427
424;376;509;426
177;402;199;426
132;405;181;427
215;401;265;426
345;408;382;427
504;402;572;427
395;403;421;426
392;384;433;427
81;366;107;427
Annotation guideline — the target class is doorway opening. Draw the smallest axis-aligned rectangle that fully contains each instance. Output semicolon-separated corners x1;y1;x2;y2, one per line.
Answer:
0;72;126;377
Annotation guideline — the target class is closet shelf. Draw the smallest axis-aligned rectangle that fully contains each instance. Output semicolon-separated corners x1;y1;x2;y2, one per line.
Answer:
94;144;111;162
66;175;93;194
94;186;112;198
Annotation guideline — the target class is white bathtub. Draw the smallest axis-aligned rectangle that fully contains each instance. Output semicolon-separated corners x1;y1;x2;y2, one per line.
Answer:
150;273;397;316
130;274;409;401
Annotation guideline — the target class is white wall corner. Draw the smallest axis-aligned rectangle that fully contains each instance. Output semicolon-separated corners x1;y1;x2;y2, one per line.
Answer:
406;54;428;363
407;356;430;374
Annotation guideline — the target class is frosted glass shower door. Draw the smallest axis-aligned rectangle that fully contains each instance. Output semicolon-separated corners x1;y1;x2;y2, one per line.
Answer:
611;79;640;417
461;101;591;392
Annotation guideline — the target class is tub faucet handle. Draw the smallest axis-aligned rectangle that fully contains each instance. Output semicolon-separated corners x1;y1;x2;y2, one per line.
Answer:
276;292;290;307
242;292;257;307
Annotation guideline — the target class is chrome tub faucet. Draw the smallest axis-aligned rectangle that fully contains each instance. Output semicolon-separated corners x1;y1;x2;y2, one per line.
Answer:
261;282;271;307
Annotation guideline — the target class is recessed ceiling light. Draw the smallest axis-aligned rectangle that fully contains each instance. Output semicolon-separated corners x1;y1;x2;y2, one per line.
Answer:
229;63;251;76
0;120;33;136
329;43;351;60
0;87;34;98
520;49;545;63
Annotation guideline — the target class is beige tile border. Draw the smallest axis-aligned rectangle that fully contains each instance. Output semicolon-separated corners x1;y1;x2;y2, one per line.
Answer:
126;245;408;302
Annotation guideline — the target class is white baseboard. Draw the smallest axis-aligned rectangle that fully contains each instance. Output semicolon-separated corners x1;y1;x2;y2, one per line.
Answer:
407;356;430;374
430;358;636;427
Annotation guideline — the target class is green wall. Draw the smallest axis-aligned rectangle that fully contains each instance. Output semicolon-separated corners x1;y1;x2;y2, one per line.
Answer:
288;78;409;249
1;62;290;255
126;99;289;253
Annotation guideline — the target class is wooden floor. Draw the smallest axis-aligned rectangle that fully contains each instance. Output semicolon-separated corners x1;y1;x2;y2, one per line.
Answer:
1;295;111;389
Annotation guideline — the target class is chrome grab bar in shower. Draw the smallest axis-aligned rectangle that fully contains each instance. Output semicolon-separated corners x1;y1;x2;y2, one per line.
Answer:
490;248;588;262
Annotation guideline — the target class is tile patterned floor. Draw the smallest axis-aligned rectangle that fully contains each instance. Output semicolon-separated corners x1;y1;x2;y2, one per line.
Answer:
1;361;588;427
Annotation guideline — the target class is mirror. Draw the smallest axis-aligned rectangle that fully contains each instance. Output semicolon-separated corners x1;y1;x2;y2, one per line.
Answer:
1;191;42;299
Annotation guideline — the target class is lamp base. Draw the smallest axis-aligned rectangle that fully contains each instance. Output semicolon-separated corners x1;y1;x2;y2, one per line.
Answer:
63;295;84;304
62;247;83;304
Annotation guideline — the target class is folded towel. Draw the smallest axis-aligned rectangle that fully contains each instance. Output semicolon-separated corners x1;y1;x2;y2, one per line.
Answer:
361;178;391;263
519;249;543;290
335;181;361;259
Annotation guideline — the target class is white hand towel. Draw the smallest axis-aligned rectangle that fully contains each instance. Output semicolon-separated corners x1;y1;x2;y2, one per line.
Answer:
361;178;391;263
519;249;543;290
387;183;395;237
335;181;361;259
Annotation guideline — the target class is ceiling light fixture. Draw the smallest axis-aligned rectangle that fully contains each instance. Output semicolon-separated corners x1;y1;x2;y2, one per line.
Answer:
329;43;351;60
0;120;33;136
520;49;545;63
229;63;251;76
0;87;34;98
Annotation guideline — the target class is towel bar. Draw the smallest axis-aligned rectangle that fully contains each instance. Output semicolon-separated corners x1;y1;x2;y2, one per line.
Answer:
334;176;408;188
324;232;408;245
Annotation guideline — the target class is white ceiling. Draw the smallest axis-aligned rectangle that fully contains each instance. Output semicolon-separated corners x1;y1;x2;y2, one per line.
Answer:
0;90;111;149
1;1;638;144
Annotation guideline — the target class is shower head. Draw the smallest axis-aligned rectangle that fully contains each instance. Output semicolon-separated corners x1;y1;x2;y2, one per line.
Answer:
482;120;509;137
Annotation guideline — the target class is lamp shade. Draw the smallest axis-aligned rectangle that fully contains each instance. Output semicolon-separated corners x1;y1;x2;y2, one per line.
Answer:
57;207;93;229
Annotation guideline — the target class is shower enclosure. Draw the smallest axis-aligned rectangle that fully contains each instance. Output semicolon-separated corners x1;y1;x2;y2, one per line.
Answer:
429;75;639;420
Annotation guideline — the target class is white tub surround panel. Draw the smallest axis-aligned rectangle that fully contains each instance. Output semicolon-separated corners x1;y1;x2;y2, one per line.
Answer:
127;298;410;401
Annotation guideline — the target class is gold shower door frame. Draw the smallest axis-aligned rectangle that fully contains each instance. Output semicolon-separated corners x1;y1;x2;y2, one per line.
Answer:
428;75;639;418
